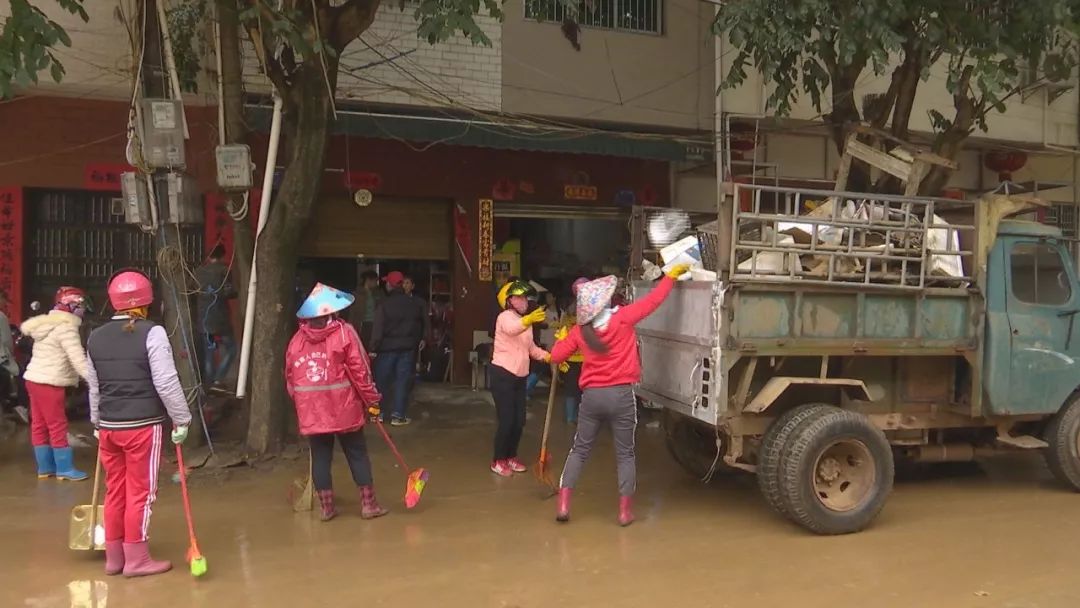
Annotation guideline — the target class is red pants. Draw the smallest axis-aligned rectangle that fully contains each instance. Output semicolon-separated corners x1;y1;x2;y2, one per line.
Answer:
26;380;69;447
99;425;164;543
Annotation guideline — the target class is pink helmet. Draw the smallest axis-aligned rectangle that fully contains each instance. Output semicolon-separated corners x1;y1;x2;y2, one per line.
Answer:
54;286;88;314
108;270;154;311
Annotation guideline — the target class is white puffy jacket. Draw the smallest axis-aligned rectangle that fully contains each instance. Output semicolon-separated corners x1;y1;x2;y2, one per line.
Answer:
21;310;89;387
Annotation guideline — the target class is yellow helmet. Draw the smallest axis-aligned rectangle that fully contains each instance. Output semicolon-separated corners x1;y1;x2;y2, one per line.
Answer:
497;280;533;309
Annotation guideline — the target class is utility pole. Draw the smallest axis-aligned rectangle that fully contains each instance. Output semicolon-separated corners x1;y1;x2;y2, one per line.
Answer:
140;0;207;448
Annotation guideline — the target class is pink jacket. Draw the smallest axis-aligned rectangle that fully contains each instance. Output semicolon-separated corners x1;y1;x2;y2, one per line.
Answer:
491;309;548;378
285;318;381;436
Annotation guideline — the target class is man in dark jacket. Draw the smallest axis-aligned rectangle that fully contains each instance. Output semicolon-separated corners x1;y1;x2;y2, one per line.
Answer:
349;270;383;348
370;271;426;426
195;245;237;391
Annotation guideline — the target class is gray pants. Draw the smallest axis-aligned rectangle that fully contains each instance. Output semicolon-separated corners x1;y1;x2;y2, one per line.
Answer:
559;384;638;496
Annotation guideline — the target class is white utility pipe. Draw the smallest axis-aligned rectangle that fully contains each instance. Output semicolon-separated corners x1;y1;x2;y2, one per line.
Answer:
154;0;190;139
213;1;226;146
235;93;283;398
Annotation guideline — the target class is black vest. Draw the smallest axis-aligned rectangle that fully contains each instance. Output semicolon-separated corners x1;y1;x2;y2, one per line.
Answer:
88;319;165;428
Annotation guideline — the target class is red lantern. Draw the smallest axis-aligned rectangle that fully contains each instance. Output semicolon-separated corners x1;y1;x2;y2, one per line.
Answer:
984;151;1028;182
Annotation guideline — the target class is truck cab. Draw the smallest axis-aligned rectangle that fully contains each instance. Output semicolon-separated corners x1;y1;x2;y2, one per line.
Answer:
984;220;1080;416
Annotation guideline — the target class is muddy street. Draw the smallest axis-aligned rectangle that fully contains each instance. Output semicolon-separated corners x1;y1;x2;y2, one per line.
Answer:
3;387;1080;608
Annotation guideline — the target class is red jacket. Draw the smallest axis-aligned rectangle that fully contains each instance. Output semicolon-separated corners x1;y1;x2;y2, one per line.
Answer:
550;276;675;389
285;318;381;436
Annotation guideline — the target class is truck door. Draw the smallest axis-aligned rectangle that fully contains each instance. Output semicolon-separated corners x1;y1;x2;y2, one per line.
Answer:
1005;239;1080;415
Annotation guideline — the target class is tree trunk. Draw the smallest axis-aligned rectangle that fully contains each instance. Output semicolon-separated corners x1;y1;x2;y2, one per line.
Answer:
825;63;869;191
216;0;254;353
244;64;334;456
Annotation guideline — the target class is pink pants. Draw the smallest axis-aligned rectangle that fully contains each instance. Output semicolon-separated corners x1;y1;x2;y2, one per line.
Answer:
26;380;69;448
99;425;164;543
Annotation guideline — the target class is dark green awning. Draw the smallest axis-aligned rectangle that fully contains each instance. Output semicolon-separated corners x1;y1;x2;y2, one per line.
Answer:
247;105;704;163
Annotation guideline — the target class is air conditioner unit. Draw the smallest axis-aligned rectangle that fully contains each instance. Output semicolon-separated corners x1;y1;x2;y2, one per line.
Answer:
120;172;152;226
165;172;203;225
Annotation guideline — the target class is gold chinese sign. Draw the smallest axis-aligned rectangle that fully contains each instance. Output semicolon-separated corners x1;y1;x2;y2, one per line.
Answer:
563;185;598;201
478;198;494;282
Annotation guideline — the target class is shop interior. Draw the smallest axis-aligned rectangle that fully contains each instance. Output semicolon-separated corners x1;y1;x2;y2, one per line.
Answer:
296;257;453;381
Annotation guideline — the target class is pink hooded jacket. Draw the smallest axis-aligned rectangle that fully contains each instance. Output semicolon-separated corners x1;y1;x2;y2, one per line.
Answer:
285;318;381;436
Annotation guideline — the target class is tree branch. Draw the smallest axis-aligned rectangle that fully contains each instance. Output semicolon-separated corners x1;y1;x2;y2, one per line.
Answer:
331;0;382;52
241;0;290;92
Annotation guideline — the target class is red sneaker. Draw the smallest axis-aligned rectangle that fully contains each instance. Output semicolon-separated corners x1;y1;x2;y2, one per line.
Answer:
506;457;527;473
490;460;513;477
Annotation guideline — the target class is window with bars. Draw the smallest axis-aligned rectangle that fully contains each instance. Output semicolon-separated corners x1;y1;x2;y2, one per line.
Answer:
525;0;663;35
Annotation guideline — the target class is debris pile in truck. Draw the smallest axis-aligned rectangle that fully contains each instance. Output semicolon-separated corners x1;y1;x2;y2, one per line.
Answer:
696;197;966;287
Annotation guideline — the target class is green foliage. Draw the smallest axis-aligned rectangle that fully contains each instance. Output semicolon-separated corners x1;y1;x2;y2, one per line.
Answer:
166;0;208;94
714;0;1080;136
413;0;503;46
0;0;87;98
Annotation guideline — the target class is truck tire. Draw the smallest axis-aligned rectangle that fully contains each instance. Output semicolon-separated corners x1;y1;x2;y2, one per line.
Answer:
663;411;732;480
778;409;894;535
757;404;834;518
1043;394;1080;491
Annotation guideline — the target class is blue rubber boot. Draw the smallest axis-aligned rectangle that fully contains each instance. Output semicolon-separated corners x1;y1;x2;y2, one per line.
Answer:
33;446;56;479
53;447;88;481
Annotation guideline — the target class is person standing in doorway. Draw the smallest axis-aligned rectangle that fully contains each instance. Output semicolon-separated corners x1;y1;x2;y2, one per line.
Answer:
549;264;689;526
0;290;19;417
195;245;237;392
288;282;388;522
349;270;383;348
490;280;549;477
21;287;91;480
88;270;192;577
554;278;590;424
370;271;426;426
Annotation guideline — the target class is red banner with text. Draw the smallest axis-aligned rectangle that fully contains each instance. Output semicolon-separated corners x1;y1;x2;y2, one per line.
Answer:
0;187;24;324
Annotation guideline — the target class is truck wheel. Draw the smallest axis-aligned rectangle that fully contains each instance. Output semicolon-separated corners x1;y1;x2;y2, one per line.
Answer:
1044;394;1080;491
757;404;834;518
663;411;732;480
779;409;894;535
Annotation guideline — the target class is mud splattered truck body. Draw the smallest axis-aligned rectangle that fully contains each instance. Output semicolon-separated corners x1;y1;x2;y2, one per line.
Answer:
633;184;1080;534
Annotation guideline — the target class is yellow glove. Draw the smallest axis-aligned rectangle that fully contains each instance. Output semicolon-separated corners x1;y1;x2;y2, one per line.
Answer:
554;325;569;341
666;263;691;279
521;307;547;328
368;403;381;418
558;362;570;374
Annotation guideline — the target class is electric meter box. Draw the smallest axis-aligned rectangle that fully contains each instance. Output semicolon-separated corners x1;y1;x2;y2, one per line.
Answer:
166;172;203;225
139;99;186;169
215;144;253;191
120;172;152;226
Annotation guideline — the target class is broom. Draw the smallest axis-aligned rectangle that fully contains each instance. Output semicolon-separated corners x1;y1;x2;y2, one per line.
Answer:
534;363;559;494
373;420;429;509
175;444;208;577
290;451;314;513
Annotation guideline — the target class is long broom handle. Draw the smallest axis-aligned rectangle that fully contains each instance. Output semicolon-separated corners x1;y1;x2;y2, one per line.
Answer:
175;444;198;542
540;364;559;454
373;420;411;472
88;449;103;541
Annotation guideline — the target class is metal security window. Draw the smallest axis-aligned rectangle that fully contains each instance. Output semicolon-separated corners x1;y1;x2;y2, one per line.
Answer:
525;0;663;35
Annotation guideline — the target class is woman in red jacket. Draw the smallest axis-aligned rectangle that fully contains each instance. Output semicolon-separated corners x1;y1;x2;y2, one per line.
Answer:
287;283;388;522
549;264;689;526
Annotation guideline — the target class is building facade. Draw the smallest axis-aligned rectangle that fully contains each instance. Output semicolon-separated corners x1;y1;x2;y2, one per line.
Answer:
2;0;1078;383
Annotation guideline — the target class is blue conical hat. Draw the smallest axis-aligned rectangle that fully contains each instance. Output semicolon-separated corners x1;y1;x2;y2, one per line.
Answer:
296;282;355;319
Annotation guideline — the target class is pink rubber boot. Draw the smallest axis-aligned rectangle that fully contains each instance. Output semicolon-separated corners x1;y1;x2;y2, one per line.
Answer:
360;485;389;520
317;489;338;522
104;541;124;576
618;495;635;527
556;488;572;522
122;542;172;577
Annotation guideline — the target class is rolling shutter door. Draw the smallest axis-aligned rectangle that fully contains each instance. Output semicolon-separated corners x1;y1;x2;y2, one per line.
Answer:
300;196;450;260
